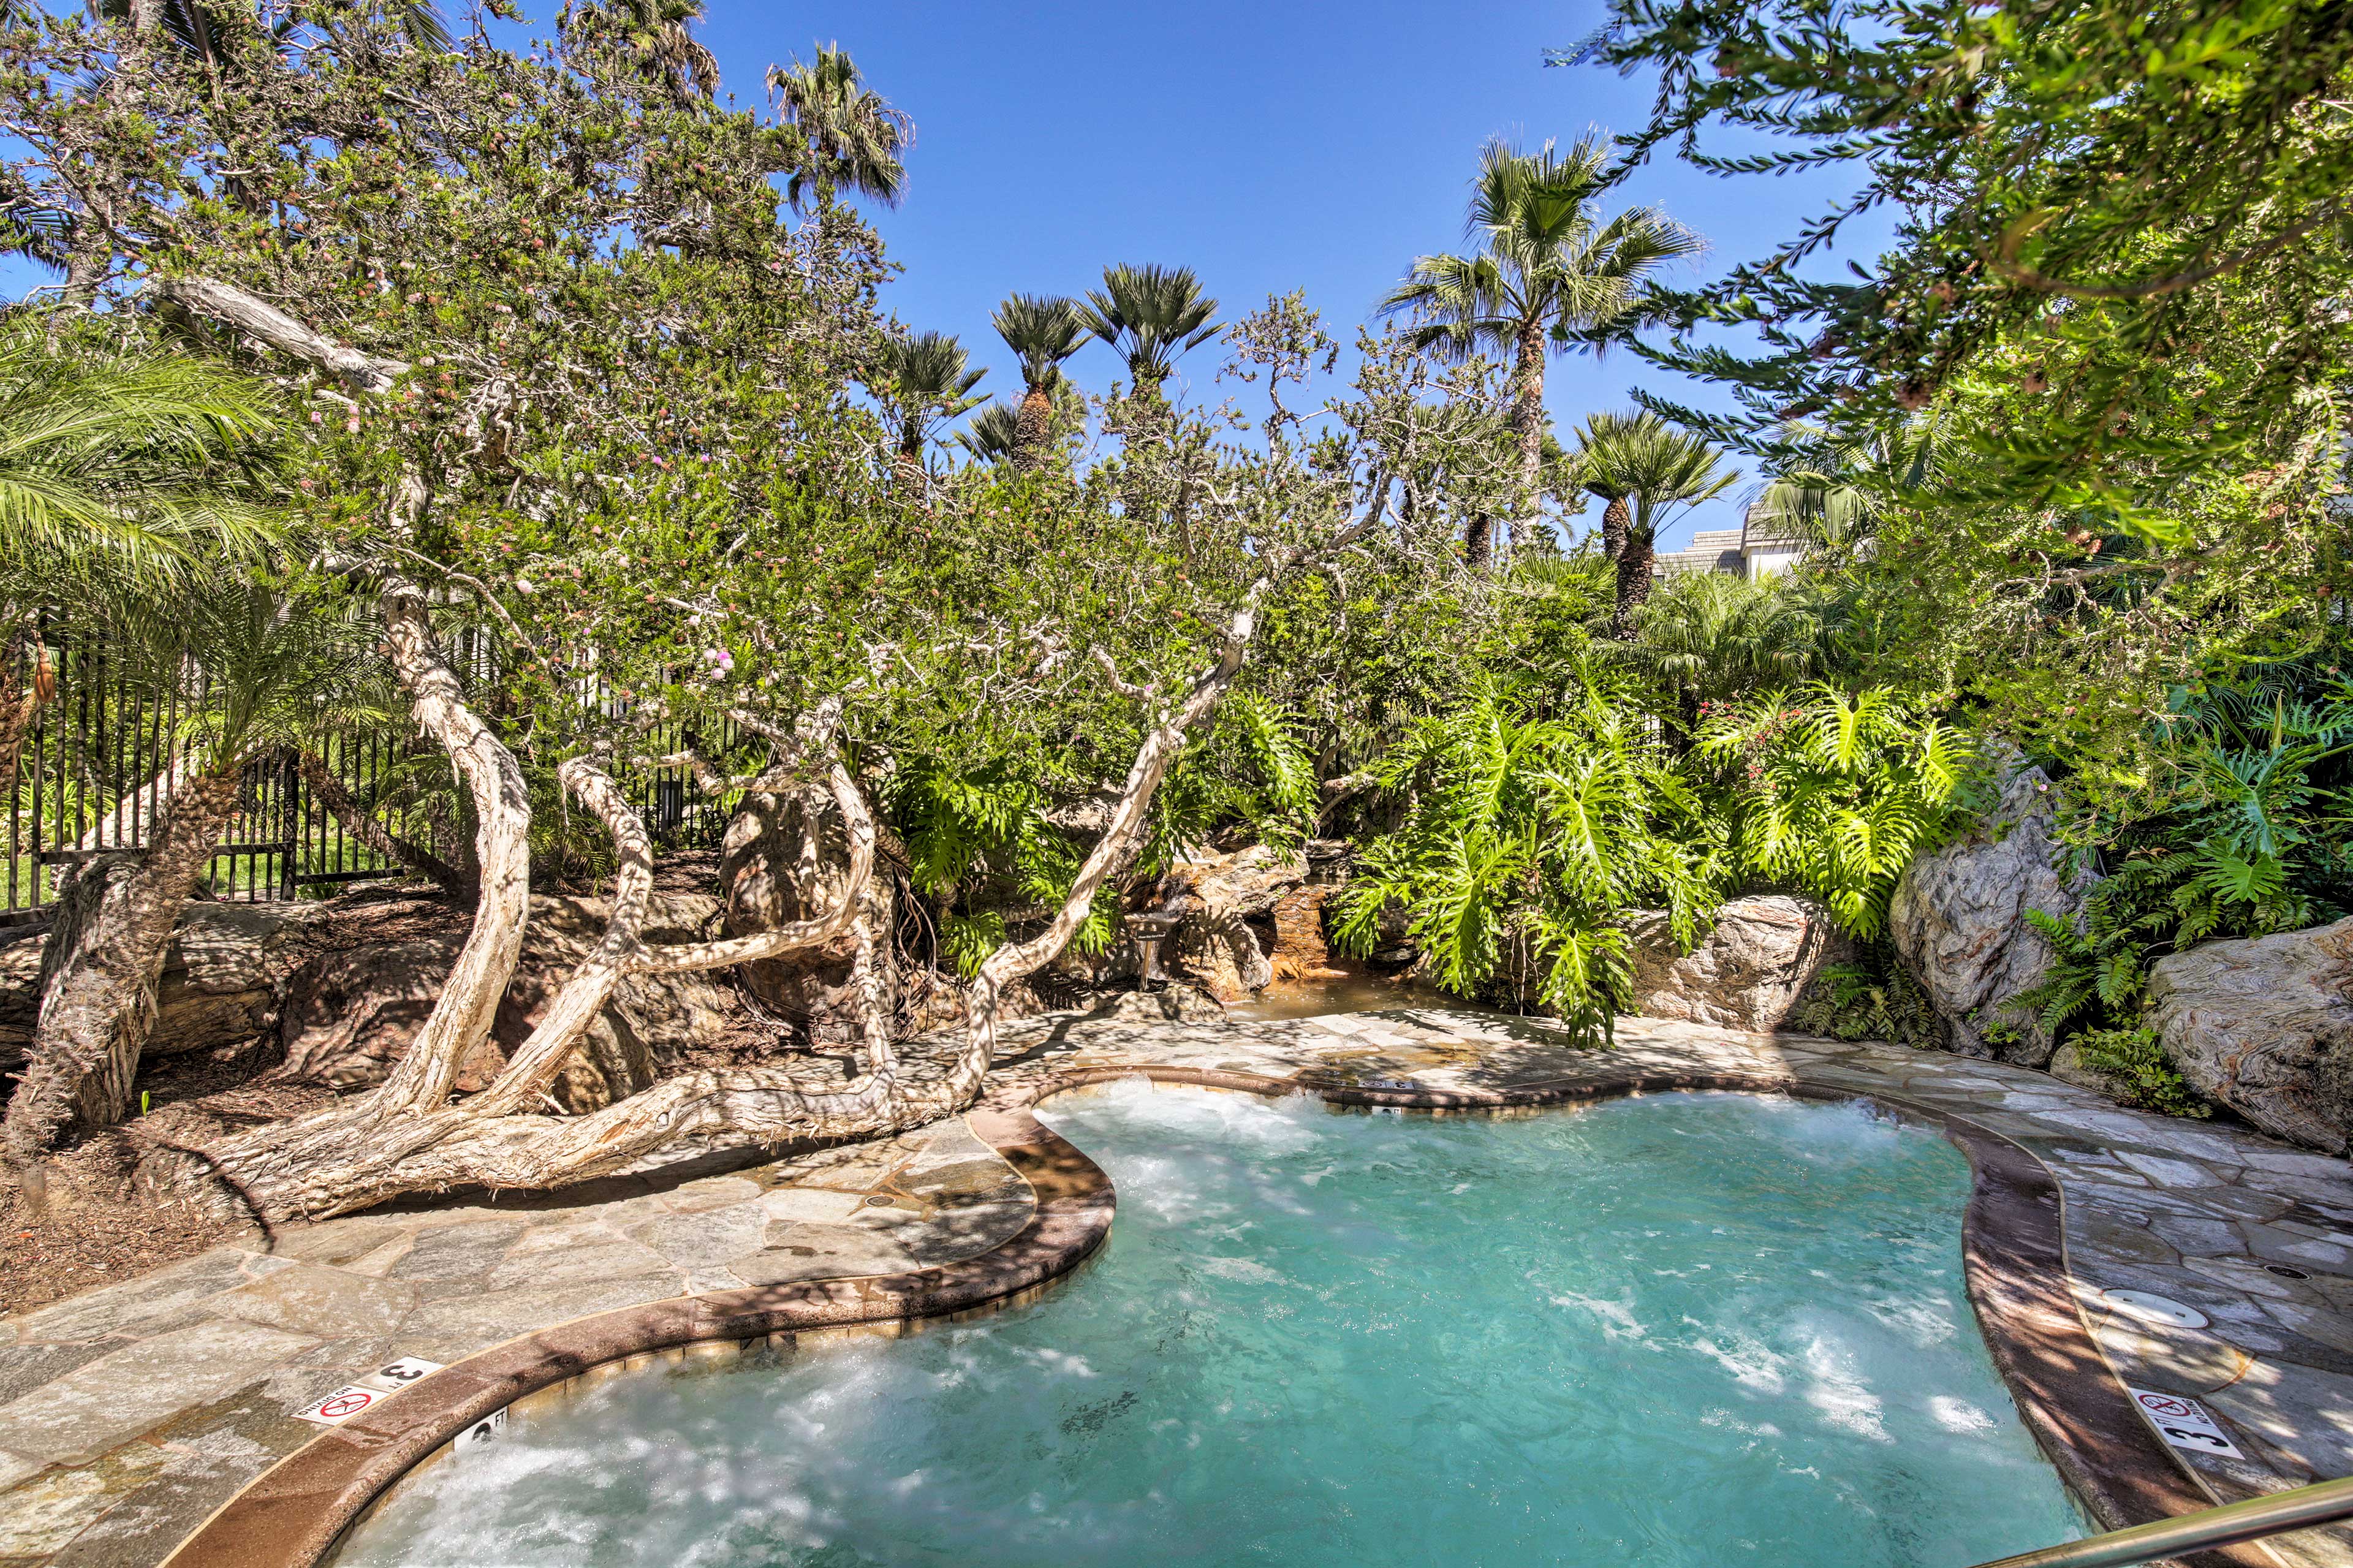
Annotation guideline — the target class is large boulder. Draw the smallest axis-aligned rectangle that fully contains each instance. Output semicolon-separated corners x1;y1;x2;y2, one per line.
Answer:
2145;918;2353;1154
1159;845;1308;1002
1626;895;1855;1032
1887;762;2091;1066
0;896;427;1070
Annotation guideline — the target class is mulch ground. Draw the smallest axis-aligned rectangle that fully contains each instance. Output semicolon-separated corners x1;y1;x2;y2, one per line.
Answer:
3;1037;344;1317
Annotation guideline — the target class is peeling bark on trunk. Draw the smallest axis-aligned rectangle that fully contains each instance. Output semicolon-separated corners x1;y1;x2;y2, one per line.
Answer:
721;767;897;1047
165;761;884;1221
371;581;534;1116
965;580;1271;1054
1;765;242;1162
1611;528;1656;640
154;276;408;393
295;749;467;892
157;567;1305;1222
464;759;652;1118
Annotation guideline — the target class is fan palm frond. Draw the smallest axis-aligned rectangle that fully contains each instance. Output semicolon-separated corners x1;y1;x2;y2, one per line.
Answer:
1081;263;1219;396
767;44;910;207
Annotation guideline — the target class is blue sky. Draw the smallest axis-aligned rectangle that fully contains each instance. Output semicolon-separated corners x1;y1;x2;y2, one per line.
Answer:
686;0;1892;551
3;2;1893;553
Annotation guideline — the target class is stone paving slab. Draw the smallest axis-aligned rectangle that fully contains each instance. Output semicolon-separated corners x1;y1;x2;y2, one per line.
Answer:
3;1006;2351;1566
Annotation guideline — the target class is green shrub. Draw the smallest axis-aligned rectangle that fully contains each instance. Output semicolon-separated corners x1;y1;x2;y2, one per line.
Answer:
1693;684;1972;939
2072;1026;2210;1119
1792;955;1942;1048
1332;675;1716;1043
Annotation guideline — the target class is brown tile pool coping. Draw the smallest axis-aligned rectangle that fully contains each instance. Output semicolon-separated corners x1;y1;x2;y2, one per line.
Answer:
157;1064;2261;1568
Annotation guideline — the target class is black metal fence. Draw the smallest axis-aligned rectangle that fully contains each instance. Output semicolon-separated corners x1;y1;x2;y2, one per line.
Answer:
4;626;738;918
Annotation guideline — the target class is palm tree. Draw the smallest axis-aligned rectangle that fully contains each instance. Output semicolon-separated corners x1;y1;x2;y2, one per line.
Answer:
991;294;1088;471
567;0;716;102
106;0;450;62
1080;263;1219;405
955;402;1020;465
4;569;376;1160
766;45;911;209
1381;136;1701;569
1574;412;1740;638
1751;420;1949;553
1632;570;1821;740
0;317;282;787
876;331;986;487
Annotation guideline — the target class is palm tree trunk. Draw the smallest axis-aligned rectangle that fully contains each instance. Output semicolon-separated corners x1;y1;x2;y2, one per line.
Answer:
0;627;48;795
1014;384;1054;471
1507;316;1548;568
295;749;468;892
1610;527;1656;639
1464;514;1495;571
1600;494;1629;561
1120;382;1166;526
2;762;243;1162
893;433;926;493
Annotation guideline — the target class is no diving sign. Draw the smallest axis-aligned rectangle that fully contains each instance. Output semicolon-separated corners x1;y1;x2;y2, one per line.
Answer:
2128;1387;2243;1458
294;1384;386;1426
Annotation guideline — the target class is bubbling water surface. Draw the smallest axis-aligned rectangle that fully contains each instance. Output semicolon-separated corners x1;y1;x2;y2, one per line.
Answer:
335;1085;2084;1567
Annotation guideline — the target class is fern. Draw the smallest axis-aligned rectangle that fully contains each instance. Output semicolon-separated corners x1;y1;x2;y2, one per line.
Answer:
940;911;1006;979
2073;1026;2210;1119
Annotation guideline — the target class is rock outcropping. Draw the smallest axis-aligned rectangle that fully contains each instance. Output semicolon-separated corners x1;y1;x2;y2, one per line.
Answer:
1887;763;2090;1066
1626;895;1854;1032
2145;917;2353;1154
0;892;459;1071
1160;845;1308;1002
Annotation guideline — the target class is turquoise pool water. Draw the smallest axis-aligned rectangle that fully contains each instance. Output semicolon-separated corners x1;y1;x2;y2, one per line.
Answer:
336;1085;2085;1567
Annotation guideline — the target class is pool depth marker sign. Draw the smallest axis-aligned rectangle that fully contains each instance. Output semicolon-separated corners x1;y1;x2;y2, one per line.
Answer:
2126;1387;2243;1458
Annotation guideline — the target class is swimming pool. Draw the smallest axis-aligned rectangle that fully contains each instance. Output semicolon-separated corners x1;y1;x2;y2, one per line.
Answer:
333;1084;2084;1567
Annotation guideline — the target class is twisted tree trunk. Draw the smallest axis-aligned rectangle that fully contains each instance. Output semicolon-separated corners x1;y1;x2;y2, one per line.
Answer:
2;763;243;1162
158;580;1285;1222
371;578;533;1117
153;277;408;393
721;759;898;1047
166;759;883;1220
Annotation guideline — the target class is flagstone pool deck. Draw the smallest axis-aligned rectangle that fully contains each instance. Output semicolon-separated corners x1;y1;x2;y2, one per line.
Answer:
5;1007;2353;1567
